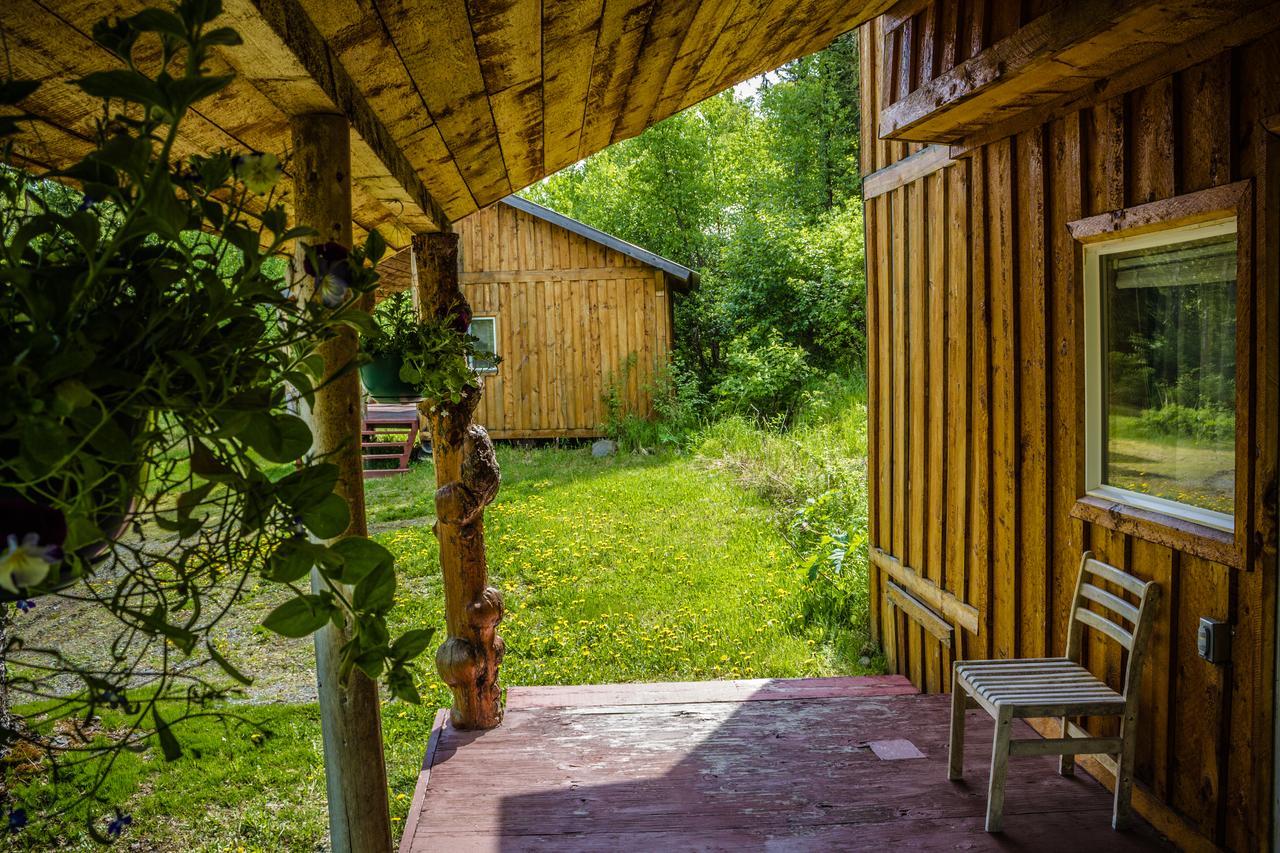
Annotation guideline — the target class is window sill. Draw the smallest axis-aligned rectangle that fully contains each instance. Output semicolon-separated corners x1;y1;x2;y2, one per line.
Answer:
1070;494;1240;569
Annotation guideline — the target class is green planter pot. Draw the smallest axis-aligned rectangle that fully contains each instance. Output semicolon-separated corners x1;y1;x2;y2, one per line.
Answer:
360;354;421;403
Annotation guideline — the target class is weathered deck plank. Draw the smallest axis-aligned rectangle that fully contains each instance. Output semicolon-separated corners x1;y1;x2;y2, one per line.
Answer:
401;677;1173;851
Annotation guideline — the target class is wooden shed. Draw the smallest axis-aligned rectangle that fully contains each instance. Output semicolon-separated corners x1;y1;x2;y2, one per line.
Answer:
379;197;696;439
859;2;1279;850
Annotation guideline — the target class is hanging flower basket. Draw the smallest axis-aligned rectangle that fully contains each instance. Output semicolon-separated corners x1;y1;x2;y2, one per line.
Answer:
360;355;421;403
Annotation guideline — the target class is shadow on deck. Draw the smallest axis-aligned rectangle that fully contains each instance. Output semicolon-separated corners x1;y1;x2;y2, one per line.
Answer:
399;676;1173;851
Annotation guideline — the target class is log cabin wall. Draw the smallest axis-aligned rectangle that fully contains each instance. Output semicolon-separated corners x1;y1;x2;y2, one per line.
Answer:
451;202;674;439
860;3;1280;850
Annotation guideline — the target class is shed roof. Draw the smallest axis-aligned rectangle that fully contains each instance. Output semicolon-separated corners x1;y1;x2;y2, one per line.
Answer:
502;196;698;289
378;196;698;292
6;0;890;249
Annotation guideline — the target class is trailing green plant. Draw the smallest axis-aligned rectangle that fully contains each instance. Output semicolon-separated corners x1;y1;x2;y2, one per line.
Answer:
0;1;438;837
398;312;498;407
362;290;420;362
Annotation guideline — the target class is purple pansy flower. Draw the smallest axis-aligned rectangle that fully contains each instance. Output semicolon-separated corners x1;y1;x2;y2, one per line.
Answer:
303;242;353;308
7;808;27;833
16;599;35;613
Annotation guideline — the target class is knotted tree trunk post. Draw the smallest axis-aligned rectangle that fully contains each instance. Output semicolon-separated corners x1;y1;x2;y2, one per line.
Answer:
412;231;504;730
291;112;394;853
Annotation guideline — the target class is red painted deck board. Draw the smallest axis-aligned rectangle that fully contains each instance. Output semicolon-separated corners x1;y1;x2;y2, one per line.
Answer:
401;677;1173;852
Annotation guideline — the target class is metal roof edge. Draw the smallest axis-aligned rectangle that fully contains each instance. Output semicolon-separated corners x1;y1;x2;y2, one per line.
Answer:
501;195;697;291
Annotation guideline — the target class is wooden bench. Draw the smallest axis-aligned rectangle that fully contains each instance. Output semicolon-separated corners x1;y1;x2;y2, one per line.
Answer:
947;551;1161;832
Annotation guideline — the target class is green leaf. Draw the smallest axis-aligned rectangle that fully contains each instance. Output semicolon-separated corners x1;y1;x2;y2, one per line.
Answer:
353;560;396;612
206;640;253;686
329;536;394;585
166;73;234;111
387;665;421;704
365;229;386;264
276;463;339;511
76;69;166;111
390;628;435;662
266;538;326;583
201;26;244;47
0;79;40;106
128;7;187;38
242;412;312;463
190;438;234;480
153;707;183;761
262;594;334;638
299;493;350;539
354;648;387;680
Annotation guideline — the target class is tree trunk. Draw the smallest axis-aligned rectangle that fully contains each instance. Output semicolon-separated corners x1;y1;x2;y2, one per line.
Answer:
291;112;394;853
413;231;505;730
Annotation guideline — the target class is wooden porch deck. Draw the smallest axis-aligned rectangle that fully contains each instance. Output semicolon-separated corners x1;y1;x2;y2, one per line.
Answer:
399;676;1173;851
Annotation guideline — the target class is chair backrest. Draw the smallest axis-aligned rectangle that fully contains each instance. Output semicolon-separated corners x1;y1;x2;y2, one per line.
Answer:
1063;551;1162;703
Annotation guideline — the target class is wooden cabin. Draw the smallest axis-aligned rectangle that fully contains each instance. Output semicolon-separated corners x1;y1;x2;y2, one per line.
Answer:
859;2;1280;850
10;0;1280;850
379;197;696;439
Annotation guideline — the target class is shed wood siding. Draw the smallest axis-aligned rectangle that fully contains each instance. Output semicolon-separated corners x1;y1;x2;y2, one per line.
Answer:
861;8;1279;852
455;203;672;439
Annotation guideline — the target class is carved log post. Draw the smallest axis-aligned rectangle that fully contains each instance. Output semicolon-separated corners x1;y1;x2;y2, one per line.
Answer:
412;231;504;730
291;112;394;853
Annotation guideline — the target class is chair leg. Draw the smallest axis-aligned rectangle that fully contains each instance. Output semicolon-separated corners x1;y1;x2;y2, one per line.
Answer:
1113;711;1139;830
1058;715;1074;776
985;707;1013;833
948;675;966;781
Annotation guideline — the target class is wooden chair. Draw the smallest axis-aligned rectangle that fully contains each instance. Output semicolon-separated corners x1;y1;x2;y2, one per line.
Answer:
947;551;1161;833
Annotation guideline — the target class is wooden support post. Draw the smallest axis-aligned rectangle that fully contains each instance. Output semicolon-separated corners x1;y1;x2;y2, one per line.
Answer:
412;230;504;730
291;112;394;853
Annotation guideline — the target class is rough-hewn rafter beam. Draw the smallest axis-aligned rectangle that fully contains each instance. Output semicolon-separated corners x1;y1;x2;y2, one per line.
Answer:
223;0;449;232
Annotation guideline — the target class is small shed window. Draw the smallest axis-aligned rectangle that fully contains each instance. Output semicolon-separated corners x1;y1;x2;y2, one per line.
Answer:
468;317;498;373
1083;218;1237;531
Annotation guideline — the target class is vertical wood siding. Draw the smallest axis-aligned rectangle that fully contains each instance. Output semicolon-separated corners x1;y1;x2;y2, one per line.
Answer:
454;204;672;438
860;13;1280;851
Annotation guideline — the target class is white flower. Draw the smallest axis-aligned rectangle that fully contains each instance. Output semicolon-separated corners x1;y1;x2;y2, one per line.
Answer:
232;152;282;194
0;533;59;595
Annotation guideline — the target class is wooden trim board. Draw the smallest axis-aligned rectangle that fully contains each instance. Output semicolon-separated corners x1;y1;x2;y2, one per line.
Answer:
870;547;981;635
863;145;955;199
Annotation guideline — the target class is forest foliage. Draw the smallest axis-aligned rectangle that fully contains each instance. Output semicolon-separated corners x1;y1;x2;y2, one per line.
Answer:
524;34;864;422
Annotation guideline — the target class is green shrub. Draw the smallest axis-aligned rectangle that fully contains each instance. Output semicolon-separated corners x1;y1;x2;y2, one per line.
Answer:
712;332;814;423
602;355;706;451
1137;402;1234;443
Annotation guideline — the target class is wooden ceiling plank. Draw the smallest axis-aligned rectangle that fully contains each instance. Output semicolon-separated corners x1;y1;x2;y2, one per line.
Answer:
578;0;656;161
375;0;511;209
649;0;741;123
678;0;769;111
609;0;706;144
287;0;475;221
224;0;453;228
542;0;607;175
467;0;543;190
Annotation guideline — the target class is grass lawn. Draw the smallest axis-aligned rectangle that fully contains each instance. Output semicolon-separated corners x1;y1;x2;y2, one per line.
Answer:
8;444;867;850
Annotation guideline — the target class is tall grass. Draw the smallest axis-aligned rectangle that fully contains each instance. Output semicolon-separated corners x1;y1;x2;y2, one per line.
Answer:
694;374;876;669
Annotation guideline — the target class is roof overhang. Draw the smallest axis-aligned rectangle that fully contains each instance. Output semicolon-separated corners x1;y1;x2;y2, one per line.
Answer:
5;0;893;248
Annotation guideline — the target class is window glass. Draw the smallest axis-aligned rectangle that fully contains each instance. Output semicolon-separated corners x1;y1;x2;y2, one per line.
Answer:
468;317;498;373
1101;230;1236;516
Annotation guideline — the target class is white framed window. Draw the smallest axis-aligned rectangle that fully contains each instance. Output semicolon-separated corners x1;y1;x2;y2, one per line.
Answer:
468;316;498;373
1083;217;1238;532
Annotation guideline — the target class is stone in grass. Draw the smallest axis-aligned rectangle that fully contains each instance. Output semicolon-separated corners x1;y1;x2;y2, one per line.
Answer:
591;439;618;458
